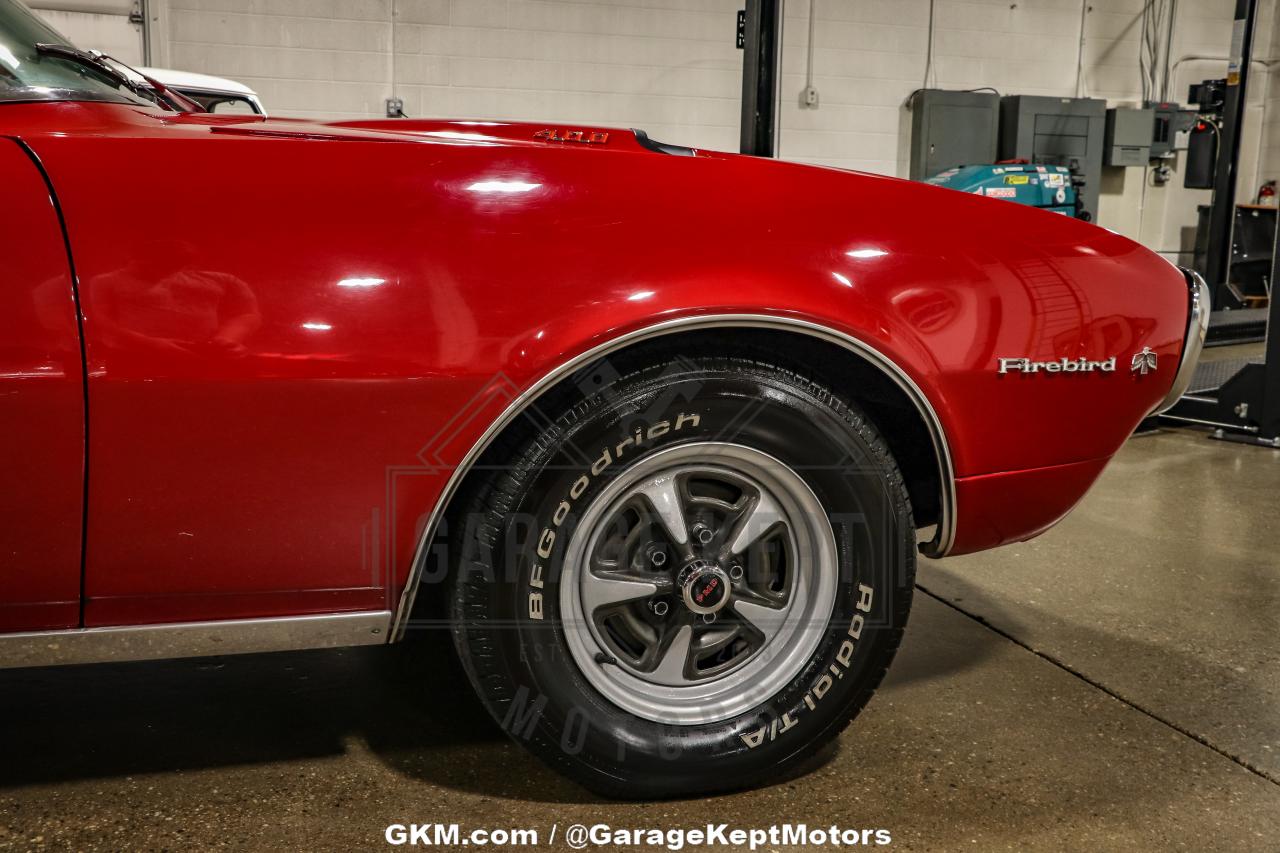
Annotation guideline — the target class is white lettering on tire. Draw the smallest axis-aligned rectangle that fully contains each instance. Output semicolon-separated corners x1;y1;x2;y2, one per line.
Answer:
526;412;700;620
740;583;875;748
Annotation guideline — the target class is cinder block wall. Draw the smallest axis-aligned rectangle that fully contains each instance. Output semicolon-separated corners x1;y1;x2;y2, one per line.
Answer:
168;0;745;150
163;0;1278;261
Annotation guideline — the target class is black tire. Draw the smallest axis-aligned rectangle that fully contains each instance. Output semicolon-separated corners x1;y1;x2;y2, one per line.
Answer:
448;348;916;798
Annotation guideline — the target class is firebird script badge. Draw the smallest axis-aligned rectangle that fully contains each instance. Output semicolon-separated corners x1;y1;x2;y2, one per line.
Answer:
1131;347;1158;375
997;357;1116;374
996;349;1159;376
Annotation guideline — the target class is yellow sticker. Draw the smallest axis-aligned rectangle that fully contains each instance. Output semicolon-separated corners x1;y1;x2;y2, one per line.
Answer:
1004;175;1030;185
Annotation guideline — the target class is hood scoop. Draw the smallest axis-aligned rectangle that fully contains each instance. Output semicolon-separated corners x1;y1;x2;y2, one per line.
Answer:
632;129;696;156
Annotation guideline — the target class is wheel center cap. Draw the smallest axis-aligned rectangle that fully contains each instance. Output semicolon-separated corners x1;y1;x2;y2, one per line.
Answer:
678;559;730;615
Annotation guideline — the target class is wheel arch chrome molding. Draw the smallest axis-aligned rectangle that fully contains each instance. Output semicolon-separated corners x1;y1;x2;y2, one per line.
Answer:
1151;268;1211;416
388;313;959;642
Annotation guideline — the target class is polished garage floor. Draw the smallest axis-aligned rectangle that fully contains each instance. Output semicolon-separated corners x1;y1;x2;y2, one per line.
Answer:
1;428;1277;851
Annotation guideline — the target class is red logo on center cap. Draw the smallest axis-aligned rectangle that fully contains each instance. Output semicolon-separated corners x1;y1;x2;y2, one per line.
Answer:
694;576;720;604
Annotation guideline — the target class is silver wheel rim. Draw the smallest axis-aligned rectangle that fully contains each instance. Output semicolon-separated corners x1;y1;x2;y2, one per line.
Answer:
560;442;838;725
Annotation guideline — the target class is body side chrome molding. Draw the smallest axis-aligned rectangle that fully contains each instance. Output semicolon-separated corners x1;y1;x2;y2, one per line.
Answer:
389;314;958;642
0;610;391;670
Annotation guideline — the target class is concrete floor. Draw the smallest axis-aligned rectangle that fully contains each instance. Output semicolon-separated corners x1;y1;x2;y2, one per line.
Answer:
1;427;1278;851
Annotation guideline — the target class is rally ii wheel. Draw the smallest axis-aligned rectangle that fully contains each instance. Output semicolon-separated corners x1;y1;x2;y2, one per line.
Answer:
448;346;916;798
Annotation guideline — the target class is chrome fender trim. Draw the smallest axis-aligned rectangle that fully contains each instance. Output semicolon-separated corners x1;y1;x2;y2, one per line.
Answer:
0;611;391;670
389;314;958;641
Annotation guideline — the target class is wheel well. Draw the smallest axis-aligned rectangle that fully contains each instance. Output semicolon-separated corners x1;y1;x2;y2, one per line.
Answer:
647;329;944;528
403;325;947;629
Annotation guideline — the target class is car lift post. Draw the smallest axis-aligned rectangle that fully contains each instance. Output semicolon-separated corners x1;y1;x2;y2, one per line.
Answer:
1207;238;1280;447
1159;0;1280;448
1160;265;1280;448
1204;0;1258;305
739;0;782;157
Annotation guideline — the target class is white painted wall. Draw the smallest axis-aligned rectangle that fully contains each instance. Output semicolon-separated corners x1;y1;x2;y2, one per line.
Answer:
774;0;1276;263
155;0;1279;261
166;0;745;147
30;0;146;65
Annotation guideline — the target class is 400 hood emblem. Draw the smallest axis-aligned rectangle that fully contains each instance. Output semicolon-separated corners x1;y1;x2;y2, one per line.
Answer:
997;348;1158;375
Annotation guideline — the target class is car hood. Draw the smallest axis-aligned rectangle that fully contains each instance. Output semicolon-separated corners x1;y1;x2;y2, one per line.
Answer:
184;113;709;157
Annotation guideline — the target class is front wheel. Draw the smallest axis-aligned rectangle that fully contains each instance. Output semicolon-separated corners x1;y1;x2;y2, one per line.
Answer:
448;351;916;798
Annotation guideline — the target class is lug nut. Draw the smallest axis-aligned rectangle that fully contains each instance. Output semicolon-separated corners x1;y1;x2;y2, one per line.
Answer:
650;600;669;616
648;547;667;567
729;564;744;580
702;612;717;625
692;524;714;545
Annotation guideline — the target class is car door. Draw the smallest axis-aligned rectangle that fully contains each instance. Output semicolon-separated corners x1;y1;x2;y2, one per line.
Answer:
24;110;468;628
0;138;86;632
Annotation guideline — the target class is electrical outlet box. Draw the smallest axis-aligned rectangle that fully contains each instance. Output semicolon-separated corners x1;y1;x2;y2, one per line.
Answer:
907;89;1000;181
1104;107;1154;166
801;86;819;108
1143;101;1198;158
385;97;404;118
1000;95;1107;221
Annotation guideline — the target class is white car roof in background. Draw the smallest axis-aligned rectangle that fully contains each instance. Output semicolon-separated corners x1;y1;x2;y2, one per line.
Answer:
138;67;258;97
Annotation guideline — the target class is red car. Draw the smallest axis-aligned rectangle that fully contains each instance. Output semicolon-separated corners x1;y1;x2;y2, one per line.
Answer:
0;0;1206;797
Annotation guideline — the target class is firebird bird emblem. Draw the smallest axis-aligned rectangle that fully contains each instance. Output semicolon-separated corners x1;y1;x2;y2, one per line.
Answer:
534;128;609;144
1131;347;1158;375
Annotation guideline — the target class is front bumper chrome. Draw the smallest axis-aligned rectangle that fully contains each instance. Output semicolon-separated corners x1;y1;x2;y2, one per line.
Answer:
1151;268;1211;415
